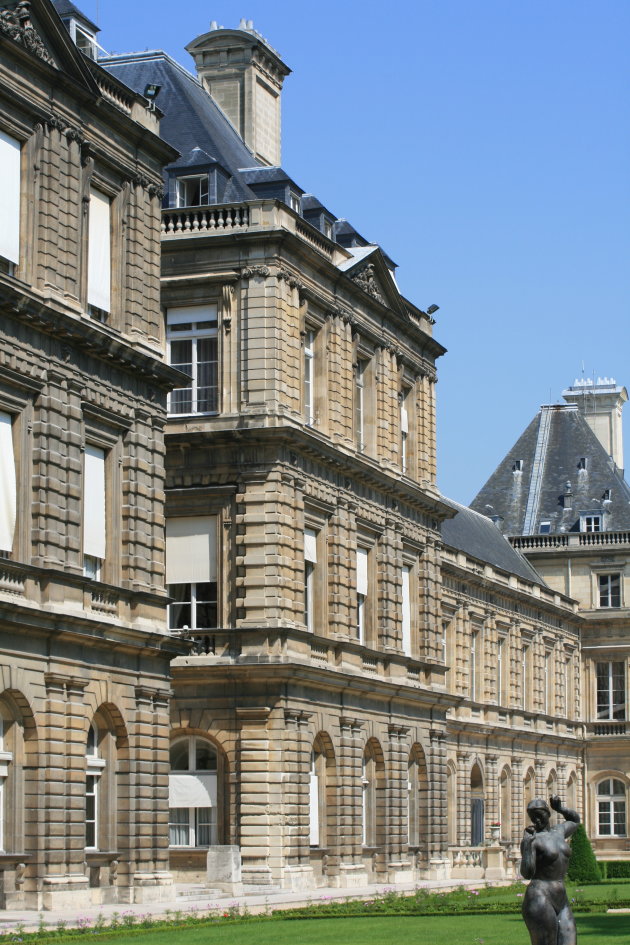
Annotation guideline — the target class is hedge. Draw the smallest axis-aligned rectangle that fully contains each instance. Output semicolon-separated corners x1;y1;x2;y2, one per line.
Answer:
599;860;630;879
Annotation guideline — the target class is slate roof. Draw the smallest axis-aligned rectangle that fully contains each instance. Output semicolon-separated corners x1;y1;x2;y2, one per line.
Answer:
101;51;259;202
470;404;630;536
51;0;99;33
440;499;545;584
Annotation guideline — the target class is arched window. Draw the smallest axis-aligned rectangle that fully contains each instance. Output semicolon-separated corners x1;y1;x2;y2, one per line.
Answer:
309;749;322;847
499;766;511;840
169;737;217;847
547;770;557;800
407;745;428;849
0;715;12;852
447;763;457;845
309;734;335;852
362;740;384;848
470;763;484;846
524;768;535;811
597;779;627;837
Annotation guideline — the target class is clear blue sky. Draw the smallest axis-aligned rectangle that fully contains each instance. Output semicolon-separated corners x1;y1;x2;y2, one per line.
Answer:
90;0;630;503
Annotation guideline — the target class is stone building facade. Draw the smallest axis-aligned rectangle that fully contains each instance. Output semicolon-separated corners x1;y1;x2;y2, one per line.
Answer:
0;0;184;909
472;379;630;862
105;22;589;892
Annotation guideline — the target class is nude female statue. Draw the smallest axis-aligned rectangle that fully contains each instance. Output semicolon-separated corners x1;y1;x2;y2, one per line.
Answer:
520;795;580;945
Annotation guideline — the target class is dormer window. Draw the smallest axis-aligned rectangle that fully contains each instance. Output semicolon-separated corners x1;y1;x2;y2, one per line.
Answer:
323;220;333;240
176;175;209;208
577;457;587;470
289;192;301;214
581;514;602;533
512;459;523;472
539;521;551;534
59;14;99;60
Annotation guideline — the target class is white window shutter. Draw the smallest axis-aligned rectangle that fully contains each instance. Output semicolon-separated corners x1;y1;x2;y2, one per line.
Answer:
83;445;106;559
401;565;411;655
166;516;217;585
0;412;16;553
309;769;320;845
0;130;20;265
87;188;111;312
304;528;317;564
356;547;368;595
167;305;218;326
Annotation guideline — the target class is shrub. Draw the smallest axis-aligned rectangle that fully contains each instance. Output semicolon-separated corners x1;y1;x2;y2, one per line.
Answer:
567;824;602;883
599;860;630;879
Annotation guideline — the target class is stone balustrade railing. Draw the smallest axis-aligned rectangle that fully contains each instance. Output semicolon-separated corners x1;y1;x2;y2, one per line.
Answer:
512;531;630;552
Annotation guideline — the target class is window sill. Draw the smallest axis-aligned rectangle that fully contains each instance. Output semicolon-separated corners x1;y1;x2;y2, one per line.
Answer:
85;851;119;865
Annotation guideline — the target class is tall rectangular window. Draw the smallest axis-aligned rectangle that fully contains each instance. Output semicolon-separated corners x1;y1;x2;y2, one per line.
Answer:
522;645;530;710
401;564;412;655
599;573;621;608
304;528;317;631
596;661;626;720
400;390;410;474
304;329;315;426
0;130;20;268
497;636;504;706
356;547;368;643
167;305;218;415
355;360;367;451
87;187;111;317
83;445;106;579
166;516;218;631
0;412;16;555
470;632;478;701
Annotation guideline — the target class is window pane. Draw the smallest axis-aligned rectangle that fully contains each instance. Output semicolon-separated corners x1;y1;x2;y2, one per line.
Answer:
195;602;217;629
169;808;189;845
598;802;611;834
169;602;191;629
195;743;217;771
170;742;190;771
612;779;626;796
196;807;216;846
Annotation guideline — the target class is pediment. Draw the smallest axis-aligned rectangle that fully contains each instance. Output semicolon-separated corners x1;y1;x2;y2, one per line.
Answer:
0;0;99;94
341;247;406;317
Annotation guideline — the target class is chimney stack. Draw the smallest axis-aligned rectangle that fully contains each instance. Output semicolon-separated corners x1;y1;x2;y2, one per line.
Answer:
186;22;291;167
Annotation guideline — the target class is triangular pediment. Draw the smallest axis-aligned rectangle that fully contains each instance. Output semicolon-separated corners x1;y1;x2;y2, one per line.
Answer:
340;246;406;317
0;0;99;94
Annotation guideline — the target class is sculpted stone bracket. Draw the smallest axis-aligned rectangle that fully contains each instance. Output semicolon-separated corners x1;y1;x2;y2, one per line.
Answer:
240;265;270;280
276;267;304;291
0;1;54;65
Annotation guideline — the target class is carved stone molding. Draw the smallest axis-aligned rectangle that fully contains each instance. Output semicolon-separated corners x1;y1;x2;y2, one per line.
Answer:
241;265;270;280
276;267;304;291
0;1;54;65
351;263;386;305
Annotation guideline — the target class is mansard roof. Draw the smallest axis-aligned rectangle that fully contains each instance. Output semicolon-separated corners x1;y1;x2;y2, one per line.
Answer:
102;51;258;203
440;499;545;584
470;404;630;536
51;0;99;33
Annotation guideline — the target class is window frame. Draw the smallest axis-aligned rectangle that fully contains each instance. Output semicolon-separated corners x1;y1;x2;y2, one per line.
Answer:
598;572;622;609
596;778;627;838
596;660;626;720
166;306;219;416
168;736;218;849
176;174;210;208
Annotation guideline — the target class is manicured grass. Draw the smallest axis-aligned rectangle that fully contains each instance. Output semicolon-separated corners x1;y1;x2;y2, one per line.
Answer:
30;913;630;945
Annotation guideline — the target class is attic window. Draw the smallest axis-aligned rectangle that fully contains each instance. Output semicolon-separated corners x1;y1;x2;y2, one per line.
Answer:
176;176;209;208
577;457;587;470
603;489;612;501
289;193;301;214
581;514;602;533
539;522;551;534
323;220;333;240
512;460;523;472
62;18;98;60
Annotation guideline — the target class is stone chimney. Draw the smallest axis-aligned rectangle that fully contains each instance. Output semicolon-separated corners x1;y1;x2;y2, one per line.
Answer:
186;21;291;167
562;377;628;473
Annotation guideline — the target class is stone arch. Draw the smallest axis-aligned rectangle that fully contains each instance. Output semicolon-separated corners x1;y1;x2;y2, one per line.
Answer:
566;770;578;811
546;767;558;800
362;737;386;851
408;742;429;859
499;764;512;840
310;731;337;875
0;688;39;873
524;766;536;809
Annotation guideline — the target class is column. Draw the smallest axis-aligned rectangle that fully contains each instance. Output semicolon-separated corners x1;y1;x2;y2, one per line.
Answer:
334;717;367;887
457;751;470;846
486;754;499;831
385;725;411;877
428;729;448;860
511;758;524;842
281;710;315;890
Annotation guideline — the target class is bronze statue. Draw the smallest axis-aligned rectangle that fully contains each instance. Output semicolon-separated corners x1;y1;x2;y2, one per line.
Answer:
520;795;580;945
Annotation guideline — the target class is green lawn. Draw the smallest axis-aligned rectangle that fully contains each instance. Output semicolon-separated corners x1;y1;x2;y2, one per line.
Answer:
33;914;630;945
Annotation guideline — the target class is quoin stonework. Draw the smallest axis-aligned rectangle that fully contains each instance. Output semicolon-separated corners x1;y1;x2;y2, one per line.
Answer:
0;0;625;909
